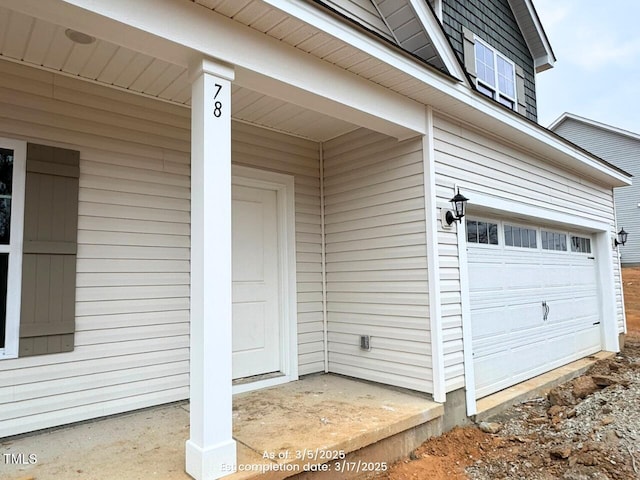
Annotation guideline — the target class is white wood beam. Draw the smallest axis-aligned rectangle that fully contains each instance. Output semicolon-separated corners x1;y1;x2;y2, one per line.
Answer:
186;57;236;480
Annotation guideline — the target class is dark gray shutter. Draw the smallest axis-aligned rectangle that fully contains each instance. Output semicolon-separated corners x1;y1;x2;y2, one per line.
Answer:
19;144;79;356
462;27;477;82
515;66;527;115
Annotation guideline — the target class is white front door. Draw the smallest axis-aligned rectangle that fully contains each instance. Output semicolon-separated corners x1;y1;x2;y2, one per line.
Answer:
232;183;281;379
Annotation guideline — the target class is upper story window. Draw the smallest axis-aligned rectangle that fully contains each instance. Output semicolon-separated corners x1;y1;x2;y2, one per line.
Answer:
474;39;517;110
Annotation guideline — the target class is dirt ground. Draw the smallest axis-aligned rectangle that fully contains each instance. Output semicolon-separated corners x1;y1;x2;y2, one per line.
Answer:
622;267;640;333
375;267;640;480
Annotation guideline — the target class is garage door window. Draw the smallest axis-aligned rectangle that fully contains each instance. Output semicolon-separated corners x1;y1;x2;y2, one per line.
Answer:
542;231;567;251
504;224;537;248
467;220;498;245
571;235;592;253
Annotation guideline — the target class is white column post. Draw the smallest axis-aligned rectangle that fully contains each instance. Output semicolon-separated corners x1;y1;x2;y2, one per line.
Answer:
186;57;236;480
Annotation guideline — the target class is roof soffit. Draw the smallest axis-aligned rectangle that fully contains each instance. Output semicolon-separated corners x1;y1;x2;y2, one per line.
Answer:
506;0;556;72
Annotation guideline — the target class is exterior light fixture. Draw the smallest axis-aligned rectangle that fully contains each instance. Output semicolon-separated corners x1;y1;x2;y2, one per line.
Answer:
614;227;628;247
443;188;469;226
65;29;96;45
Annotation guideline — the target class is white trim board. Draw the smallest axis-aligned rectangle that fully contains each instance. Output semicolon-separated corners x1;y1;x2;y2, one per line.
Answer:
231;165;298;395
0;138;26;360
423;107;446;402
463;189;611;233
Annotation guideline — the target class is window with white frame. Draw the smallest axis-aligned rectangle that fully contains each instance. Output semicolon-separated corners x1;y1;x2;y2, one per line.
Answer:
0;139;25;359
570;235;592;254
467;219;499;245
504;224;537;248
542;230;567;251
474;38;517;110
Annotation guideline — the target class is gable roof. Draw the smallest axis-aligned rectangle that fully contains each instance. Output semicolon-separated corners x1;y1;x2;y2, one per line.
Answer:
313;0;467;80
550;113;640;144
506;0;556;72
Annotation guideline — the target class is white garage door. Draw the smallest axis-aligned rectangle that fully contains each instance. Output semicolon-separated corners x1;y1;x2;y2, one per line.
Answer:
467;218;602;398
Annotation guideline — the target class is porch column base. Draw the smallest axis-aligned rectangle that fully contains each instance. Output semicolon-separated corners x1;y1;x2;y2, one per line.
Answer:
186;438;237;480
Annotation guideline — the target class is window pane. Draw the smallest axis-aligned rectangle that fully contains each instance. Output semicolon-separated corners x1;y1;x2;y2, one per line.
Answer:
477;83;495;98
541;231;548;249
512;226;521;247
571;236;578;252
0;253;7;349
0;149;13;246
560;234;567;251
498;96;515;109
475;42;495;87
504;224;513;246
478;222;488;244
467;220;477;243
586;238;591;253
522;228;530;248
489;223;498;245
497;56;515;98
529;229;537;248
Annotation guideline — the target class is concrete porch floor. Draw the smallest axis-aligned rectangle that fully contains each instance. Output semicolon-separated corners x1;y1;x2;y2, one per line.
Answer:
2;374;442;480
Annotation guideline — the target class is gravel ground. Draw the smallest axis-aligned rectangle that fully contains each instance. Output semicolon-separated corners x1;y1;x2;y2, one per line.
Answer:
467;336;640;480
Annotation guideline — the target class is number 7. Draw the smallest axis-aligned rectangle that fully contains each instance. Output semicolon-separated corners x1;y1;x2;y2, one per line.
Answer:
214;83;222;99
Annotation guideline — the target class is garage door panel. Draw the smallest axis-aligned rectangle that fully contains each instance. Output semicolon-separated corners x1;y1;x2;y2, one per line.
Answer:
468;263;504;291
509;302;543;332
468;218;602;399
504;266;543;289
511;340;548;377
471;306;507;338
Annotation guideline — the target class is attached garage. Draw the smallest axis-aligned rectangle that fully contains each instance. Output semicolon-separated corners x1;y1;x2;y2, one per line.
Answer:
467;217;602;398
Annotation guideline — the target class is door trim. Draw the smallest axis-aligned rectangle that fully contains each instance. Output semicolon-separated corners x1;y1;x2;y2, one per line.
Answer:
231;165;298;394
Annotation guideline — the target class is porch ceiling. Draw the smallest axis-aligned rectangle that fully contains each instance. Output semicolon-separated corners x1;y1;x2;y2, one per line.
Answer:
0;5;358;142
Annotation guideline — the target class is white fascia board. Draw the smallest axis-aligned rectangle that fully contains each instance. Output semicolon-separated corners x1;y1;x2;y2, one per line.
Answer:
507;0;556;72
548;113;569;131
6;0;425;140
406;0;469;84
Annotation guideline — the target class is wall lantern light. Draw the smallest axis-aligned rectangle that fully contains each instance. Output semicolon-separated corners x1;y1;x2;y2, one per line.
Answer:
614;227;628;247
443;188;469;226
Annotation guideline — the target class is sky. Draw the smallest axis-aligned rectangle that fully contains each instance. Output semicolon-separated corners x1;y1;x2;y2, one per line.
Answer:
534;0;640;133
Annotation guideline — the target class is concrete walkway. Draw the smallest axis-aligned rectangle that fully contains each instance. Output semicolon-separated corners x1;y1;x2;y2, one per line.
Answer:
1;374;442;480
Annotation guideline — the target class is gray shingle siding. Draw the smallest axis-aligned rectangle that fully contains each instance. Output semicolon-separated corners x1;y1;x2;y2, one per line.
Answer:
441;0;537;121
554;120;640;265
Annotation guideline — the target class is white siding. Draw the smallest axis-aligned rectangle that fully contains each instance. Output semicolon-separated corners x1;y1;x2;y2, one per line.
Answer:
232;122;324;375
323;128;432;393
434;114;624;392
0;60;191;437
0;60;322;437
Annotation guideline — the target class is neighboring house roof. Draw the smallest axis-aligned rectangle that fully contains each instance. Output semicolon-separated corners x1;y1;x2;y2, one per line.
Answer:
506;0;556;72
550;112;640;144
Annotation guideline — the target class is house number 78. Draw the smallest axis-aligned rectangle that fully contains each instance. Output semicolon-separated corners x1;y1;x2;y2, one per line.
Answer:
213;83;223;118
